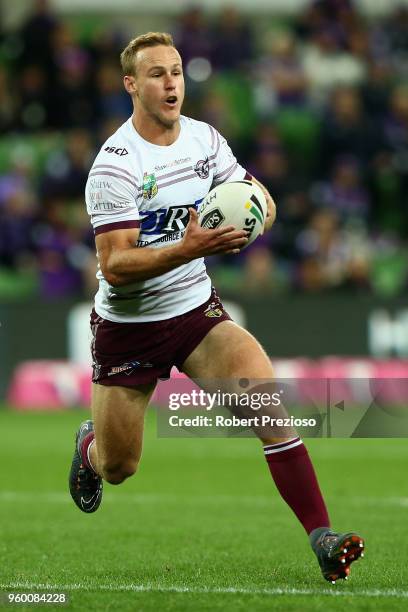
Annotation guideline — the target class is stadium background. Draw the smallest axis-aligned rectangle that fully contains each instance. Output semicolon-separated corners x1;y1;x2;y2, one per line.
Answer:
0;1;407;610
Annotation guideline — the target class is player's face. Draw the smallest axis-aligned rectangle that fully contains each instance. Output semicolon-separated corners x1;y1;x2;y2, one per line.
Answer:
134;45;185;129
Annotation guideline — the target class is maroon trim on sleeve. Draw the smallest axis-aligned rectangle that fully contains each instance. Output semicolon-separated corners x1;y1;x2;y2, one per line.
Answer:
94;220;140;236
244;171;253;181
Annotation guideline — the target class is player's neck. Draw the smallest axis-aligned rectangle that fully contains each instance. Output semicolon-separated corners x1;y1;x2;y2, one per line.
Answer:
131;113;180;146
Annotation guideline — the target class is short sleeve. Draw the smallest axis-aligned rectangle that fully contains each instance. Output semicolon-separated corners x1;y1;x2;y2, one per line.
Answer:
208;125;247;186
85;163;141;236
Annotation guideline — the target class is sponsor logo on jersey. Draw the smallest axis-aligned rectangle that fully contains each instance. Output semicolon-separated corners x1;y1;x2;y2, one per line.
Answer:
200;208;225;230
91;201;130;211
154;157;191;171
194;157;210;179
107;360;153;376
104;146;128;156
142;172;158;200
139;198;203;236
89;179;112;189
204;302;223;318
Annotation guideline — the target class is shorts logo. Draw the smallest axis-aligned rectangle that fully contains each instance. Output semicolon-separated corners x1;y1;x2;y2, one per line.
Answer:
204;302;223;318
201;208;225;230
142;173;158;200
107;360;153;376
194;157;210;179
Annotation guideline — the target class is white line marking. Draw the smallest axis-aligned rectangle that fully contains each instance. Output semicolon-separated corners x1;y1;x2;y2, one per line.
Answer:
1;491;408;507
0;582;407;599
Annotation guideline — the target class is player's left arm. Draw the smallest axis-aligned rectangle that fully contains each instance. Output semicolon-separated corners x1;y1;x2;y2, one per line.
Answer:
250;175;276;233
208;124;276;232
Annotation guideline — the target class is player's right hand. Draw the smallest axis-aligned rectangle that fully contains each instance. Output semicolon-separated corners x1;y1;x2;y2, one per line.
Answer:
180;208;248;258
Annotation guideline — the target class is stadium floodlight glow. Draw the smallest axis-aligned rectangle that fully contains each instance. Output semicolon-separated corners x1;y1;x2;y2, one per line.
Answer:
186;57;212;82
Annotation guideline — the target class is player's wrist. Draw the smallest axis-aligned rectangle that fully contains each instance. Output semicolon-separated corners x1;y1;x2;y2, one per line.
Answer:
171;242;193;265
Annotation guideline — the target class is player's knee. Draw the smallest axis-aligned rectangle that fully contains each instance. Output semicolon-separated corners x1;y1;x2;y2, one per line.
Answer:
101;458;139;485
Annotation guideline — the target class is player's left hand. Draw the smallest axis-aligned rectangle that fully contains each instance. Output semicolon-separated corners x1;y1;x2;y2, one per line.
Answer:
250;177;276;234
263;193;276;233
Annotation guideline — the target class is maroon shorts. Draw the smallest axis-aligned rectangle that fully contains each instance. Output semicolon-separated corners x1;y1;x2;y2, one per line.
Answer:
90;288;231;387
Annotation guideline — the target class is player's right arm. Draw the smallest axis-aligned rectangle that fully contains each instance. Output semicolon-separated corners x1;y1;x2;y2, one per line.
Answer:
87;148;247;287
96;208;248;287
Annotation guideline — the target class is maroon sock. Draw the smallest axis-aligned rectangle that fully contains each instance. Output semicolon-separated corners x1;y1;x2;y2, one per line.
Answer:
80;431;95;472
264;437;330;534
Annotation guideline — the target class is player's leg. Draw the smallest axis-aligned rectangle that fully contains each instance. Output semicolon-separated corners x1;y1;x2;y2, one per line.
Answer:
181;319;295;444
69;382;154;513
89;382;155;483
181;320;364;582
70;306;171;513
181;320;330;534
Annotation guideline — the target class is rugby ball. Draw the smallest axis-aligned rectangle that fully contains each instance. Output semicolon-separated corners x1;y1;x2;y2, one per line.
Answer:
198;180;267;247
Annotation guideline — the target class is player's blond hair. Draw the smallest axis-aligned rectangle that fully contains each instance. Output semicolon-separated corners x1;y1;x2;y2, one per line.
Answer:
120;32;175;76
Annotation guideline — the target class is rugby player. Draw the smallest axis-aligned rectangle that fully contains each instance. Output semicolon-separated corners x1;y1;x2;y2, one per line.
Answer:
69;32;364;583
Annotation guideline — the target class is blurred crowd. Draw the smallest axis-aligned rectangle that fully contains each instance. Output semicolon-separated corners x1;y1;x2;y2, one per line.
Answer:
0;0;407;300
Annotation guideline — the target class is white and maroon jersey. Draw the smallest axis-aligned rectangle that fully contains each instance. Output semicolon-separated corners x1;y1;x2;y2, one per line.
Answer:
86;115;247;322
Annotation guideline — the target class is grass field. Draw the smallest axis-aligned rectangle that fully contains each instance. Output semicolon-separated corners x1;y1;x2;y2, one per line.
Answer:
0;407;407;611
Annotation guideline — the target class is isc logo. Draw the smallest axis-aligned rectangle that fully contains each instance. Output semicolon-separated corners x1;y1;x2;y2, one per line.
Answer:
104;146;128;156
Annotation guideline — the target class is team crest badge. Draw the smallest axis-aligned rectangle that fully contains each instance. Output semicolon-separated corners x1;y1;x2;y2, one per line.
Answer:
142;172;158;200
204;302;223;318
194;157;210;179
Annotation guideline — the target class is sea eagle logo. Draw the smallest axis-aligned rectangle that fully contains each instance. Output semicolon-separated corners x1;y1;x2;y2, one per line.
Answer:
194;157;210;179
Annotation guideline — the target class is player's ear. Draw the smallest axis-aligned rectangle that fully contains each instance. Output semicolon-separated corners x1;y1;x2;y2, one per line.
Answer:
124;75;137;95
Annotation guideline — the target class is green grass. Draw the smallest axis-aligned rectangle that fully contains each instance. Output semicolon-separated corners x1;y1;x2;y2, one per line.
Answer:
0;408;407;611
